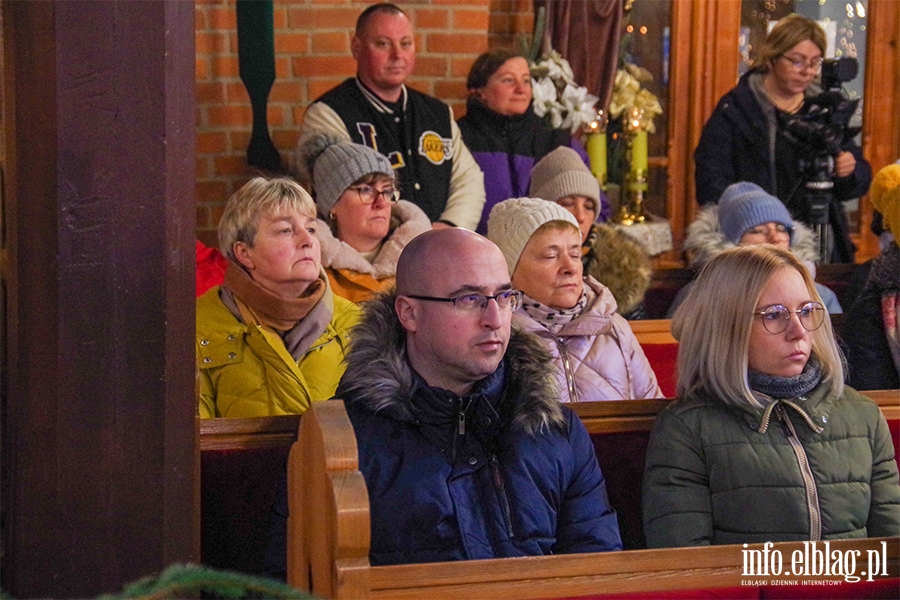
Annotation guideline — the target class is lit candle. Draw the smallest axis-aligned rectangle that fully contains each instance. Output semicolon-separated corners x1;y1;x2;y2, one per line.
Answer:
631;130;648;174
586;130;607;188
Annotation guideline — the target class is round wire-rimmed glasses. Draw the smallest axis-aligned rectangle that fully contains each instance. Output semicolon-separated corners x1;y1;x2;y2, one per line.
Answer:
753;301;825;334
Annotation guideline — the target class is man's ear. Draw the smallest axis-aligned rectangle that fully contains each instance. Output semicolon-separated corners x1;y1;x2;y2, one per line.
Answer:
233;242;255;271
395;296;418;333
351;35;361;61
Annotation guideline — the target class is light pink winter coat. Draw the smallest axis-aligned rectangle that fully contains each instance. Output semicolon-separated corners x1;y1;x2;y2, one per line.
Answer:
512;277;664;402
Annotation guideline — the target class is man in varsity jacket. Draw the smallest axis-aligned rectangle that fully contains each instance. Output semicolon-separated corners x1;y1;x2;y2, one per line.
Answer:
295;3;486;231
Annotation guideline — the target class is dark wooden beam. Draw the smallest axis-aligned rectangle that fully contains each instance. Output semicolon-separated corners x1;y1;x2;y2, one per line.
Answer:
1;1;197;596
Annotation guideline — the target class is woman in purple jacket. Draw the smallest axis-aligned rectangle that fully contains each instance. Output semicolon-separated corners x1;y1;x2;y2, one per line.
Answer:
458;49;610;234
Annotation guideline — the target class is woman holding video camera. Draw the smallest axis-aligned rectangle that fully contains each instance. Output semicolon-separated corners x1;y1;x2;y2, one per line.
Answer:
694;14;871;262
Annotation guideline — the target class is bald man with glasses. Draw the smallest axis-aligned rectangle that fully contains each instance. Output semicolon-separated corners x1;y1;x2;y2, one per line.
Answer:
334;228;622;565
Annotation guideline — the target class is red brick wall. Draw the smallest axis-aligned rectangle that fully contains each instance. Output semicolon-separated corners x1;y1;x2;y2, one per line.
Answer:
195;0;534;242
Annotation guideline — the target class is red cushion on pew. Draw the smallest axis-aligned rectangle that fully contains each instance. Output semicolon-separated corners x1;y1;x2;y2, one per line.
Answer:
565;586;760;599
761;578;900;599
887;419;899;470
641;343;678;398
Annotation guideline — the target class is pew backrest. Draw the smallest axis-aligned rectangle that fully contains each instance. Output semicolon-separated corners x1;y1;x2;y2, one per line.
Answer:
286;399;899;599
200;415;299;574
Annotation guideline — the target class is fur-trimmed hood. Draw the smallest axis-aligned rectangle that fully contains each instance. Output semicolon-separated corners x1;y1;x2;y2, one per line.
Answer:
336;291;566;434
683;204;819;271
584;224;652;316
316;200;431;278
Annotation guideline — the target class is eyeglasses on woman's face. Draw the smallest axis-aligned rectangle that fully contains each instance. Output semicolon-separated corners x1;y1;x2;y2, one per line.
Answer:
350;184;399;205
753;301;825;334
779;54;824;74
405;290;524;314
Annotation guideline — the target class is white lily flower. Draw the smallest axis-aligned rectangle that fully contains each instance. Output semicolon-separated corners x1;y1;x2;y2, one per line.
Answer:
531;77;558;117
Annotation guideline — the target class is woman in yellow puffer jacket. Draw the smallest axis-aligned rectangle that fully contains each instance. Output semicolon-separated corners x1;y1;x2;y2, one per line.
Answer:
197;177;359;418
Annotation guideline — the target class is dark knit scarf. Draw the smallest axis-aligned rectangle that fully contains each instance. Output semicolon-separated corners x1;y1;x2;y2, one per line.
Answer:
867;242;900;373
223;262;325;331
749;356;822;400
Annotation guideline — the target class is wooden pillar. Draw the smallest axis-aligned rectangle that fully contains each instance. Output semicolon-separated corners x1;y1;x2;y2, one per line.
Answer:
665;0;741;262
1;1;197;597
859;0;900;259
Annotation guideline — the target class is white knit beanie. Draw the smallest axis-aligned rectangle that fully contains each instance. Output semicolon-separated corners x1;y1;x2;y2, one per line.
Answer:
528;146;600;205
487;197;580;276
304;135;394;215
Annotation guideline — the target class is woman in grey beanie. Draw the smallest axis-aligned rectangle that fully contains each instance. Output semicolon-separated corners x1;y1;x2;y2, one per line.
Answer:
487;197;663;402
302;134;431;303
530;146;653;319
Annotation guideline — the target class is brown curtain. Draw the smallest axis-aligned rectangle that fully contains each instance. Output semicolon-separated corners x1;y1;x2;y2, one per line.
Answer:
535;0;624;115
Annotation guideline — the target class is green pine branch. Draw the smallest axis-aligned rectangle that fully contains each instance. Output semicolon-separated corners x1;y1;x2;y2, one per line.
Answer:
96;564;314;600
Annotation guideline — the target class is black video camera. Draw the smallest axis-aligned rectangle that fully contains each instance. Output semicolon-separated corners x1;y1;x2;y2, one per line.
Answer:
784;57;861;157
782;57;861;261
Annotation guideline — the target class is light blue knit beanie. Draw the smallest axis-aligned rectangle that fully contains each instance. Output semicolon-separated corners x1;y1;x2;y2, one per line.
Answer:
718;182;795;245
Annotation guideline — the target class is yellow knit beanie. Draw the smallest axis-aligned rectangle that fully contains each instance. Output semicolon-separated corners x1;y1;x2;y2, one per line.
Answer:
870;164;900;236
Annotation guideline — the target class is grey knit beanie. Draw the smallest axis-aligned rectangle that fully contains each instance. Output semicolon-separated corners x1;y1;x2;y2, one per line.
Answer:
529;146;600;205
718;182;795;245
487;197;580;276
305;135;394;215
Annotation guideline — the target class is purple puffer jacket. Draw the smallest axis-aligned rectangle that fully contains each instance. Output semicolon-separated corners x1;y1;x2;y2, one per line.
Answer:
458;100;609;234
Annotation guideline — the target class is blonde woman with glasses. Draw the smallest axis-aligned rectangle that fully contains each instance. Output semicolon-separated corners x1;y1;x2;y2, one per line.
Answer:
301;135;431;303
694;14;871;262
642;245;899;548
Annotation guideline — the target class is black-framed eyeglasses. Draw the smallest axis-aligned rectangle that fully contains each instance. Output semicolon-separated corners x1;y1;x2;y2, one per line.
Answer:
350;184;399;205
753;302;825;334
779;54;824;74
405;290;523;313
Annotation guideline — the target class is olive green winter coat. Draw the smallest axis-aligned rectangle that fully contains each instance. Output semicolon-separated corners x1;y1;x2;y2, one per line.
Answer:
642;382;900;548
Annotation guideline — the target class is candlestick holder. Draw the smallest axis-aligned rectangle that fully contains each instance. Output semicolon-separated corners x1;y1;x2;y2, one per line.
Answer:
585;109;609;191
613;130;648;225
625;167;648;224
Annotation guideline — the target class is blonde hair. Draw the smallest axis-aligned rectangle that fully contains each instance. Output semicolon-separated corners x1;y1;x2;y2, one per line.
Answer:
672;245;844;407
218;177;316;263
756;14;827;72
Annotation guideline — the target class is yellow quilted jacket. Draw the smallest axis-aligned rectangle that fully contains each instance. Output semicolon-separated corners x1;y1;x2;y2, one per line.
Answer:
196;285;359;418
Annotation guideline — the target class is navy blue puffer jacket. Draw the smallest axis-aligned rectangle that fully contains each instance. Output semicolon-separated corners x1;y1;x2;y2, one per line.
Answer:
337;292;623;565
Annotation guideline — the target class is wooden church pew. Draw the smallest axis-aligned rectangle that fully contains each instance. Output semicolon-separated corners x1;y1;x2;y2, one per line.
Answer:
285;399;900;600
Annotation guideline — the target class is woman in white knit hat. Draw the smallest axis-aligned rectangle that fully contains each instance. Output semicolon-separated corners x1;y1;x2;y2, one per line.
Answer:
302;134;432;303
487;197;663;402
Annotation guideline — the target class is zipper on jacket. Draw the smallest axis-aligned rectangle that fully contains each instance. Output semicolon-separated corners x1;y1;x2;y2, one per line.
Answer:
557;337;579;402
776;403;822;541
490;454;515;538
457;396;473;436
